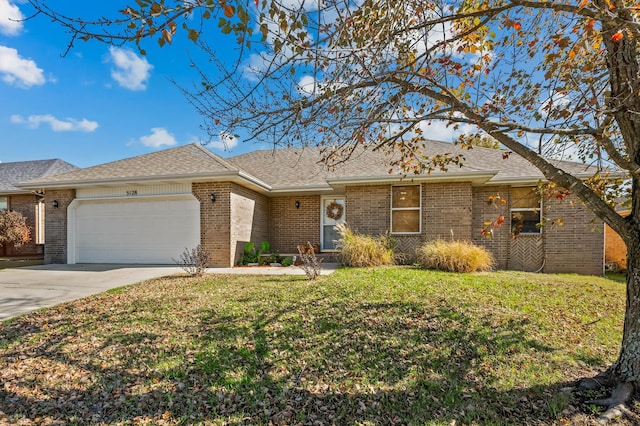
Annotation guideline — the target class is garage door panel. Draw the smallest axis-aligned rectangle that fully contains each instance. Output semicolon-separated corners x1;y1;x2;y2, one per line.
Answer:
74;198;200;264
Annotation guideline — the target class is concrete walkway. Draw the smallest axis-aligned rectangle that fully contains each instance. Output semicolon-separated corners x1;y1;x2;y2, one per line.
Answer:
0;263;340;321
207;263;340;275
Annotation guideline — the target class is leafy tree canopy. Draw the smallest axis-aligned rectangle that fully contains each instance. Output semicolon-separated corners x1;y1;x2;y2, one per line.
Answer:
25;0;640;419
28;0;637;233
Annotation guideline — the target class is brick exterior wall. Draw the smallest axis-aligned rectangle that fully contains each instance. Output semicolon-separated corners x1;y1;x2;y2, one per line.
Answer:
342;183;603;275
269;195;320;254
345;185;390;234
345;183;473;262
472;186;511;270
37;178;604;275
472;186;604;275
230;183;270;265
605;223;627;270
423;182;473;241
2;194;43;256
543;194;604;275
193;182;232;267
44;190;75;264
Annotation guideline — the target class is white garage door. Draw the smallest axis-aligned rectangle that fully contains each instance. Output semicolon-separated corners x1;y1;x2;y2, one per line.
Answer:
72;197;200;264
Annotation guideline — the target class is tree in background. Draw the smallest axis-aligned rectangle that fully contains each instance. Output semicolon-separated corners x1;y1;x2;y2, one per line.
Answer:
0;210;31;248
26;0;640;420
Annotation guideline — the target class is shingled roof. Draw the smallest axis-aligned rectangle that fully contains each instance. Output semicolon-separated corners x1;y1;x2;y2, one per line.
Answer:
19;141;603;192
0;159;78;194
227;140;597;190
20;143;269;189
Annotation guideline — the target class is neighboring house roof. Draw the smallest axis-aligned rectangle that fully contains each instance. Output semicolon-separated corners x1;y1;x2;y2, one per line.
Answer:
19;141;611;193
20;143;271;191
0;159;78;195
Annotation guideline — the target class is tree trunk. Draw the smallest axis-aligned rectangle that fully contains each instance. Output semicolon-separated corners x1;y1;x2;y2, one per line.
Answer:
615;239;640;384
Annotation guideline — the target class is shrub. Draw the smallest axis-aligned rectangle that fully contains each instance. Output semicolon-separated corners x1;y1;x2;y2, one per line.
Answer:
173;245;211;276
237;241;270;265
297;241;322;280
417;240;494;273
0;210;31;248
336;223;395;267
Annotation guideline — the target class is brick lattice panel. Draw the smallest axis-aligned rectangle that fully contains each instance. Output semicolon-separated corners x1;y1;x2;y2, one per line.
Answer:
508;236;544;272
394;236;422;263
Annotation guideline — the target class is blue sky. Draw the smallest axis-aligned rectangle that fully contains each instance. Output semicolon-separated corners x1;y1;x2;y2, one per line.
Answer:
0;1;272;168
0;1;472;169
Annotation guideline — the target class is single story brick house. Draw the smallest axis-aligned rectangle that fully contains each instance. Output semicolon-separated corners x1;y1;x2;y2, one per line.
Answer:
19;142;610;275
0;159;78;257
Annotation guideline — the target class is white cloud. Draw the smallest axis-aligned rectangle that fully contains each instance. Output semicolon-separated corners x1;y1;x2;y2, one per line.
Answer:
0;0;23;36
539;91;571;118
0;45;45;87
208;131;238;151
108;47;153;91
242;52;274;82
297;75;320;96
419;120;476;142
11;114;99;132
138;127;178;148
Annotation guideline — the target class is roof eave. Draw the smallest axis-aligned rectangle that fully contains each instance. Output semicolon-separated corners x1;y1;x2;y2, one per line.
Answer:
269;185;335;195
17;171;273;193
326;171;498;188
486;171;626;186
0;189;40;196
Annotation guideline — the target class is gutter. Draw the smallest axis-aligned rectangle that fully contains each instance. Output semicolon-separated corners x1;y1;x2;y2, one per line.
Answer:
16;170;273;193
326;170;498;187
0;189;42;196
486;171;627;186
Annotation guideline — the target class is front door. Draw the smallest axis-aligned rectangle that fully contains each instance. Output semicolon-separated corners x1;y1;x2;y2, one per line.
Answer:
321;197;345;251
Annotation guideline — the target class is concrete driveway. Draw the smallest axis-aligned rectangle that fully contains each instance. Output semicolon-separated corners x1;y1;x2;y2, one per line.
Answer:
0;264;181;321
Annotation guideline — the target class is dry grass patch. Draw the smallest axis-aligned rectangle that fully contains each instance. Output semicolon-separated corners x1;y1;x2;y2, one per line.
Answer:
417;239;495;272
336;222;395;267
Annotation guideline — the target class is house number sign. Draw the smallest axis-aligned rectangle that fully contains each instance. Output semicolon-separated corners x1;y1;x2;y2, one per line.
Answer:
125;190;138;196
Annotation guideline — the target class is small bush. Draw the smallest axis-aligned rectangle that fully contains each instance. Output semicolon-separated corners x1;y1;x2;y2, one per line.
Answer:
417;240;494;273
173;245;211;276
336;223;395;267
297;241;322;280
0;210;31;248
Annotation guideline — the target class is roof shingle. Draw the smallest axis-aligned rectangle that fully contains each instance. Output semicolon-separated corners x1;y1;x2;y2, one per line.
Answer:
0;159;78;194
227;140;595;188
22;144;239;186
18;140;601;191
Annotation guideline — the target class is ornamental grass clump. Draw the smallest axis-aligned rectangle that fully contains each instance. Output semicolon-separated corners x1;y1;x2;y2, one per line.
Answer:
417;239;495;273
336;222;395;267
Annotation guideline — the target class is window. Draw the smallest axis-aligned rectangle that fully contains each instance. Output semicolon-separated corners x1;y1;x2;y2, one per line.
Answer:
511;187;541;234
0;197;6;211
391;185;421;233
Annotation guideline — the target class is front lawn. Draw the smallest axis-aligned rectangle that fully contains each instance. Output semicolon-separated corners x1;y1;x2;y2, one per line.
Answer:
0;267;632;425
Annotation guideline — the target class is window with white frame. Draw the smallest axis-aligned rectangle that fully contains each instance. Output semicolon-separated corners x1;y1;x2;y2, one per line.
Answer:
511;187;541;234
391;185;421;233
0;197;6;211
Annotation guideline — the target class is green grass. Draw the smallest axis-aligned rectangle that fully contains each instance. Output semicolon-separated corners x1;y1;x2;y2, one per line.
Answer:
0;268;629;425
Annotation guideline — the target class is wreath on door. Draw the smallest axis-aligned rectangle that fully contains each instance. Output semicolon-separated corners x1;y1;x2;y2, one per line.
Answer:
326;201;343;221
